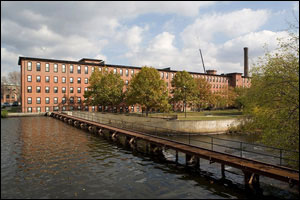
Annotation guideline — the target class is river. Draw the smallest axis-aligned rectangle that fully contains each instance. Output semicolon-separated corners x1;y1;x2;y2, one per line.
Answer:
1;117;298;199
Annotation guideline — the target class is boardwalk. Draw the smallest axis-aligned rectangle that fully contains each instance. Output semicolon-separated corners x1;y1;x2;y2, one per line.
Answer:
50;112;299;191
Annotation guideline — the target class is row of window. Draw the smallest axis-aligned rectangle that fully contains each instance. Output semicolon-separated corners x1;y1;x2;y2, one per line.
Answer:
26;105;137;113
26;62;234;83
27;62;95;74
26;75;89;84
27;97;85;104
27;106;92;113
27;62;137;77
27;86;88;94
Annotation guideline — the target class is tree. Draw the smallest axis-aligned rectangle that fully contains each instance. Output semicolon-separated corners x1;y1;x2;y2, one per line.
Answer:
171;71;197;112
84;67;124;111
241;30;299;168
125;66;168;117
192;77;213;111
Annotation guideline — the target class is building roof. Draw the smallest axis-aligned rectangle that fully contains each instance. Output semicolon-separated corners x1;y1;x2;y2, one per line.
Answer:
18;56;248;78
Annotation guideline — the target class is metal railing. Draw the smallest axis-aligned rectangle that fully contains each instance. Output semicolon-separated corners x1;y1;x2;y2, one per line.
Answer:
64;111;299;169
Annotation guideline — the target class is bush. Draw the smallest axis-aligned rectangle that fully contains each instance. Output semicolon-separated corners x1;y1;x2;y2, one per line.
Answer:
1;110;9;118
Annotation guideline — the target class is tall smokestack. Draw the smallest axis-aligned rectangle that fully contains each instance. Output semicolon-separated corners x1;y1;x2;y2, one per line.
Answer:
244;47;249;78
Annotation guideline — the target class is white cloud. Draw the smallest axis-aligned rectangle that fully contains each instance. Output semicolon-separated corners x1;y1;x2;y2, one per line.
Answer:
181;8;271;48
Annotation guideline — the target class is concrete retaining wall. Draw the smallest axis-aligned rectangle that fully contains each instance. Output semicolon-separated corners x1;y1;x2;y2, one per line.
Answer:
70;112;240;134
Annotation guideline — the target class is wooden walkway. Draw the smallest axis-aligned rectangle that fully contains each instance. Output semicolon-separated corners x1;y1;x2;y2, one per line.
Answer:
50;112;299;190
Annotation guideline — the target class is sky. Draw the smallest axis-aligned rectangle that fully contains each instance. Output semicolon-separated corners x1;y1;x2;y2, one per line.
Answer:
1;1;299;76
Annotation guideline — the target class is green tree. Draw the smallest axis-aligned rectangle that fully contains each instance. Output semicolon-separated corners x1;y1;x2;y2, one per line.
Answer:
192;77;213;111
171;71;197;112
241;31;299;168
125;66;169;116
84;67;124;111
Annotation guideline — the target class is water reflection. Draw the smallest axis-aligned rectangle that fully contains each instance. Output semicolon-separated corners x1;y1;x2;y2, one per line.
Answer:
1;117;298;199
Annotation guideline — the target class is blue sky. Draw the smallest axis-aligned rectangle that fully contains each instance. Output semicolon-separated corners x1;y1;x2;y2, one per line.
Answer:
1;1;299;76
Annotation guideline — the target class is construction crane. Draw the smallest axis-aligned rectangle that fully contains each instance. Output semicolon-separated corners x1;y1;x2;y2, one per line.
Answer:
199;49;206;73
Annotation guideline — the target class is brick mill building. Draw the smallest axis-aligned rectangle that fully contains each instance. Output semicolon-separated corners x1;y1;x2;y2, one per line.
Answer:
18;48;251;113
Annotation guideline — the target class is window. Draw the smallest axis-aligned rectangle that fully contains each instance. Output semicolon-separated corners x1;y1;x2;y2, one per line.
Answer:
27;62;32;71
70;77;73;83
62;64;66;73
92;67;95;73
45;107;50;112
85;106;89;111
36;86;41;93
77;65;81;74
62;97;66;104
36;97;41;104
54;106;59;111
36;75;41;82
62;87;66;93
171;73;174;79
37;107;41;112
27;86;32;93
70;97;74;104
84;78;88;84
85;66;88;74
62;106;66;111
54;76;58;83
166;73;168;79
84;87;88;92
161;72;164;79
77;97;81;103
54;87;58;93
125;80;129;85
77;77;81;84
36;62;41;71
120;69;123;76
27;75;32;82
70;65;74;73
77;106;81;110
62;77;66;83
45;76;50;83
45;86;50;93
131;69;134;76
114;68;117;74
54;97;58;104
131;105;134;112
77;87;81;93
70;87;74;93
27;107;32;113
54;64;58;72
27;97;32;104
126;69;129;76
46;63;50;72
99;67;102;72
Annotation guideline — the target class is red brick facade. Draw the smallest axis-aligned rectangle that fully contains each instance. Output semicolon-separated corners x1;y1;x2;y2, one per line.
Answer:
18;57;251;113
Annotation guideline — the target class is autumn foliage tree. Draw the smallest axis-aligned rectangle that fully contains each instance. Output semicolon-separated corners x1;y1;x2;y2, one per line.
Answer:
241;30;299;168
125;66;169;116
84;67;124;111
171;71;197;112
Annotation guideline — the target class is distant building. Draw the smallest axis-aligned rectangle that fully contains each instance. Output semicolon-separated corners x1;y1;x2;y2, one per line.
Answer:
18;48;251;113
1;84;20;104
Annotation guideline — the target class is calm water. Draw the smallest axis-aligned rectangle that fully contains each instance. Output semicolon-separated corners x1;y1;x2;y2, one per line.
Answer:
1;117;298;199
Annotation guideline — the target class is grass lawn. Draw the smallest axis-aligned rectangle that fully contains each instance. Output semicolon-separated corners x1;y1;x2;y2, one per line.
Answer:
145;109;243;121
